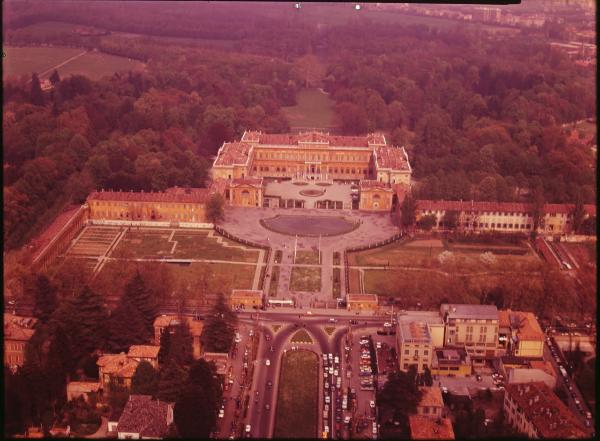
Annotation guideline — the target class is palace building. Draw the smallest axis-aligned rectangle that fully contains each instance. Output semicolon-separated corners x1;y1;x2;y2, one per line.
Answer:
213;130;412;211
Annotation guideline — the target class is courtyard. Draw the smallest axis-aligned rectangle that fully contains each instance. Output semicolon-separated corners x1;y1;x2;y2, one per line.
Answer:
264;180;355;209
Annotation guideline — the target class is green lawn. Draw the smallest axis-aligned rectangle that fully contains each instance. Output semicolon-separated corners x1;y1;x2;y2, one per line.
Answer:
282;88;336;130
55;50;144;81
333;268;341;298
3;45;85;78
294;250;320;265
349;238;540;273
3;45;144;80
167;262;255;297
290;329;313;344
111;229;260;262
269;266;280;297
290;267;321;292
273;350;318;438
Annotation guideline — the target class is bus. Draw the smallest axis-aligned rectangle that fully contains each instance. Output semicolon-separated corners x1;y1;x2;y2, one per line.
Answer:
268;299;295;307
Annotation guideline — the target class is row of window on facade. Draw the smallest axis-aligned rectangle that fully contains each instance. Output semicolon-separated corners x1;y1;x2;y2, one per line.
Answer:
96;211;198;221
7;343;24;351
256;151;370;162
6;355;22;364
423;210;563;218
403;362;429;371
93;201;199;210
439;221;534;230
254;165;371;175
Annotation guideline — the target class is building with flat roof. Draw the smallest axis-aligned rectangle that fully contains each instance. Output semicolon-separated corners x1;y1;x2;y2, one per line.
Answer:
396;312;444;374
499;357;556;389
440;304;499;364
346;293;379;311
409;415;455;440
230;289;264;309
504;382;586;438
430;347;472;377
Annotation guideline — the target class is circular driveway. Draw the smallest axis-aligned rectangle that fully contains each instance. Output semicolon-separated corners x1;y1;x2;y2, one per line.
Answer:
261;215;358;237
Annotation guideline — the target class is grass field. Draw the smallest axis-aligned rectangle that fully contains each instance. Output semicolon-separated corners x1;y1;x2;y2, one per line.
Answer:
294;250;320;265
282;88;337;130
348;238;540;272
3;45;144;80
269;266;280;297
3;45;84;78
55;50;144;81
333;267;341;298
290;267;321;292
290;329;313;343
112;229;260;262
166;261;256;297
273;350;318;438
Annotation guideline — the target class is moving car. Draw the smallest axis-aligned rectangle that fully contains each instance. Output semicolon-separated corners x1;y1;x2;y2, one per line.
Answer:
266;359;271;366
370;400;375;408
218;409;225;418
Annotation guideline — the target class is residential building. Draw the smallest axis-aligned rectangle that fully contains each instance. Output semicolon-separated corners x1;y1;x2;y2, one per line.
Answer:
440;304;499;364
416;387;445;419
396;312;444;374
66;381;102;402
503;382;586;438
96;345;160;392
430;347;472;377
4;313;38;370
230;289;264;309
416;200;596;236
346;294;379;311
409;415;455;440
153;315;204;359
116;395;174;439
498;310;544;358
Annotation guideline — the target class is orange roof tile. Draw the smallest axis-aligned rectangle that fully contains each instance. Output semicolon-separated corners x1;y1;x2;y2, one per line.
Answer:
127;345;160;359
88;188;211;204
409;415;455;440
3;313;37;341
213;142;252;167
418;387;444;409
153;315;204;336
417;200;596;216
359;180;393;191
374;146;410;171
28;205;83;262
230;177;263;188
505;382;586;438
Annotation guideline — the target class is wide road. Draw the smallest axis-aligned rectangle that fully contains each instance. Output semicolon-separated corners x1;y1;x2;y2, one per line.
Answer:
236;311;388;439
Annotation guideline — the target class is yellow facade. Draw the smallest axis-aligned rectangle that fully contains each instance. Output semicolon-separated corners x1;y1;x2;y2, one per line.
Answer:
230;290;263;308
359;184;394;211
227;179;264;208
346;294;379;311
87;189;209;223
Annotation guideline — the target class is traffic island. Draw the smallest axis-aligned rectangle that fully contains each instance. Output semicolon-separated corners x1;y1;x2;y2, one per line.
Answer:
273;350;318;438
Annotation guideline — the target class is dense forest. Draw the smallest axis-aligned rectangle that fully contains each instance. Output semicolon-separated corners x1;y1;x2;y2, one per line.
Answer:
3;2;596;251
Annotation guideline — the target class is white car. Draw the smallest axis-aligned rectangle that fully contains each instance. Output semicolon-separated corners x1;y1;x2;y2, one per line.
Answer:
329;367;334;374
376;342;382;349
372;422;377;434
334;356;339;364
306;311;312;315
383;322;392;328
370;400;376;408
325;382;329;389
334;369;339;377
245;425;251;433
328;353;333;361
325;395;331;404
266;359;271;366
329;318;337;323
218;409;225;418
324;371;328;378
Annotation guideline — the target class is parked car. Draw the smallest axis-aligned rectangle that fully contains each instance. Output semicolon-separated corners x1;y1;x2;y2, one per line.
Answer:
370;400;376;408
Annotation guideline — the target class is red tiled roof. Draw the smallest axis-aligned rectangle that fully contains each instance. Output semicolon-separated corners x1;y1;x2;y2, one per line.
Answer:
117;395;172;437
374;146;410;171
29;205;83;262
213;142;252;167
244;131;387;148
418;387;444;409
127;345;160;359
88;188;211;204
505;382;586;439
409;415;455;440
416;200;596;216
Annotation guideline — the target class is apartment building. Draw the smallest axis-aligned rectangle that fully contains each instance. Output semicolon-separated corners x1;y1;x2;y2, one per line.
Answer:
4;313;38;370
498;310;545;358
396;311;444;373
504;382;586;438
440;304;499;365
